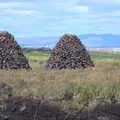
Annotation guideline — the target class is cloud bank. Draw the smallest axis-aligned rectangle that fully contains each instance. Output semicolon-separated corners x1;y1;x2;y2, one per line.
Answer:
0;0;120;37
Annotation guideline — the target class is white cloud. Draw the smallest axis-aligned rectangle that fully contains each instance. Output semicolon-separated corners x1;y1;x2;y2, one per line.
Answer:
1;17;13;21
87;0;120;4
61;15;116;24
4;9;40;15
45;0;90;13
0;0;120;35
90;11;120;18
15;34;25;37
61;5;89;13
74;6;89;12
0;2;25;8
61;18;89;24
62;5;89;13
111;11;120;16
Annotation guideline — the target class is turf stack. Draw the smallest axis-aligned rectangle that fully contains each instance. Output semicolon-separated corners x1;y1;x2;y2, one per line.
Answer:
0;31;31;69
46;34;94;70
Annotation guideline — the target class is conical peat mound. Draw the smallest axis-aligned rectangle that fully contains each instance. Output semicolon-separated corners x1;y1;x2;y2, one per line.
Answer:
46;34;94;70
0;31;31;69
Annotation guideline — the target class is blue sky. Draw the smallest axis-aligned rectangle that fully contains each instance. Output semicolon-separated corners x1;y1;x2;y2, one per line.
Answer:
0;0;120;37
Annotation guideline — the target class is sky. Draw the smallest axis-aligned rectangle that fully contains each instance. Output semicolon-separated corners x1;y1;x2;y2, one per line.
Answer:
0;0;120;37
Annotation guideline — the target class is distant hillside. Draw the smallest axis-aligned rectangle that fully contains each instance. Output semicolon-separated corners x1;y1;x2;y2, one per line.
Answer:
16;34;120;48
23;47;51;54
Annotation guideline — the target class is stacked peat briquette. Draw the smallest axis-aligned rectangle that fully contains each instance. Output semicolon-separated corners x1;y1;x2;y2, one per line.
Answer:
46;34;94;70
0;31;31;69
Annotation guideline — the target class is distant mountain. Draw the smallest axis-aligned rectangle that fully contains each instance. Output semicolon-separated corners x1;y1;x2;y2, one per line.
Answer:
16;34;120;48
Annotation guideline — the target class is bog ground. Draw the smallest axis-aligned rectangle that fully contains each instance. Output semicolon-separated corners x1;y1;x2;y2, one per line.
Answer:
1;49;120;111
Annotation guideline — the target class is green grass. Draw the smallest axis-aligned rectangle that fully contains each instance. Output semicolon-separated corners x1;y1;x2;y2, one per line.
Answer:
24;50;120;68
90;51;120;60
1;50;120;111
24;51;50;62
24;50;120;62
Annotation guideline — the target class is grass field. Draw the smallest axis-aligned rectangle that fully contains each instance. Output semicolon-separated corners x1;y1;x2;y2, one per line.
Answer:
1;50;120;111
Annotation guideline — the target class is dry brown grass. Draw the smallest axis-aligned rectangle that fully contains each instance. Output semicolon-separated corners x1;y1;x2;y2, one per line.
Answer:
1;59;120;111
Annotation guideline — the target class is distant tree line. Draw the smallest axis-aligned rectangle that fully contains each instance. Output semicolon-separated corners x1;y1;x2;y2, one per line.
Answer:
22;47;52;54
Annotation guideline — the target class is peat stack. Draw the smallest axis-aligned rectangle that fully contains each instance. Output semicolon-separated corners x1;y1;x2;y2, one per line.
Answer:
46;34;94;70
0;31;31;69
